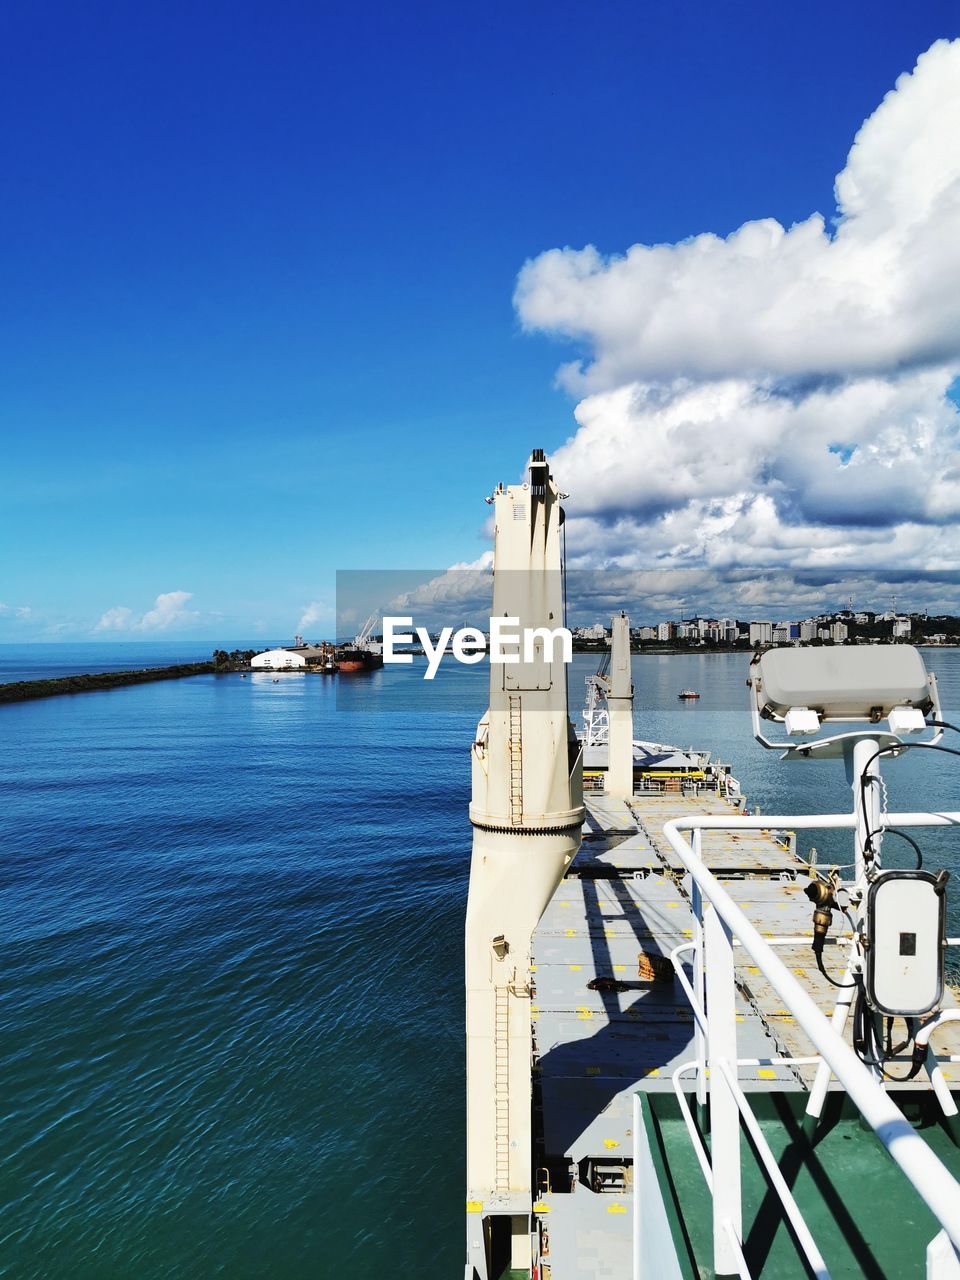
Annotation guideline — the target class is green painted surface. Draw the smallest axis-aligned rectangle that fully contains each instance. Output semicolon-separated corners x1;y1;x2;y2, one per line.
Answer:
644;1090;960;1279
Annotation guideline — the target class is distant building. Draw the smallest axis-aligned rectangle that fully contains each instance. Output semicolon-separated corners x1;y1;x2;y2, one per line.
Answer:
772;625;790;644
578;623;608;641
657;622;673;642
749;621;773;645
831;621;849;643
638;626;657;641
893;616;912;639
800;621;817;642
251;648;308;670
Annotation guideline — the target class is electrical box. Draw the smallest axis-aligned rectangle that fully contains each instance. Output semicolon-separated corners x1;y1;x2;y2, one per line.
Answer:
865;870;947;1017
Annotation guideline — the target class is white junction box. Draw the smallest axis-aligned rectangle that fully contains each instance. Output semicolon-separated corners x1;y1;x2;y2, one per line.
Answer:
865;870;947;1017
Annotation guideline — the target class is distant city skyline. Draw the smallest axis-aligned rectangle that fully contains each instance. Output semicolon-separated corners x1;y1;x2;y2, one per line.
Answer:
2;6;958;640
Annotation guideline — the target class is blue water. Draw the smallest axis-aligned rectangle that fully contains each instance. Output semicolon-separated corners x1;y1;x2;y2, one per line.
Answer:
0;647;958;1275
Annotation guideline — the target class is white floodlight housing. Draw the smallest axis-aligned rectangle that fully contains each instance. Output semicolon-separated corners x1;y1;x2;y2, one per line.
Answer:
749;645;942;757
887;705;927;736
784;707;821;736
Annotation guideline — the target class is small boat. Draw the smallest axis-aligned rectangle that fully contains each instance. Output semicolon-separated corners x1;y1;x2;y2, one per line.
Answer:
678;688;700;700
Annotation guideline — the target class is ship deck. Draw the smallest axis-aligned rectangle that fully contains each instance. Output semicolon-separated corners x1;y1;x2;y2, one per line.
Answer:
531;788;960;1279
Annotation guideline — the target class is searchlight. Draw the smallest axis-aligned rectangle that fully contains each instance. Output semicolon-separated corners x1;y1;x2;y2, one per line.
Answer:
748;645;942;757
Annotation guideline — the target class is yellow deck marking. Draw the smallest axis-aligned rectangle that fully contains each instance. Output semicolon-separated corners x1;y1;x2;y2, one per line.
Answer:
607;1203;627;1214
565;928;576;937
569;964;582;971
603;1139;620;1149
757;1068;777;1080
466;1200;483;1213
532;1201;550;1213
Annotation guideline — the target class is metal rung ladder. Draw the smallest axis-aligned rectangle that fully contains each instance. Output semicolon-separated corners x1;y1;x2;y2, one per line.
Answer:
494;986;510;1191
508;695;523;827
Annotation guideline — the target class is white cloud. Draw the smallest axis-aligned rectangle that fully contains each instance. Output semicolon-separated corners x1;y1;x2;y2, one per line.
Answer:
516;40;960;392
551;369;960;561
0;603;31;620
138;590;198;631
94;590;199;633
94;606;136;632
297;601;331;634
513;39;960;568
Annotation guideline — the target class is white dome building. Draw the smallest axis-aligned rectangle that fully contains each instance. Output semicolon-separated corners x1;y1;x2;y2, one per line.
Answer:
250;648;307;671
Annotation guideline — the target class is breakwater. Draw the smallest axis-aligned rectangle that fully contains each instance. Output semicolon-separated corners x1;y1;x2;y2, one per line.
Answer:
0;662;215;704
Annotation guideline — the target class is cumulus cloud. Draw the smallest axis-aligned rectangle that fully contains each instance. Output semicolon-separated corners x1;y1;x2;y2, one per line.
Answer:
513;39;960;568
94;606;136;631
94;590;199;633
297;600;331;634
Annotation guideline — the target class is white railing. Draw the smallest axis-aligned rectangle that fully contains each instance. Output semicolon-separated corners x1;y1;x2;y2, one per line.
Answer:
653;808;960;1279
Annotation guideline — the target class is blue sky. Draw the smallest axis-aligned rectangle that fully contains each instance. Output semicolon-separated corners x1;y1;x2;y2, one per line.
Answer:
1;2;958;641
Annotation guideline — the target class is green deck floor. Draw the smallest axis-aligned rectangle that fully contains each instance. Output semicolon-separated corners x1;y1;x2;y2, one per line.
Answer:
643;1090;960;1279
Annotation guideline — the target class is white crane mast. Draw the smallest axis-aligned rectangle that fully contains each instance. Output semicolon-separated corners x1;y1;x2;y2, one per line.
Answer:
465;449;584;1278
605;611;634;799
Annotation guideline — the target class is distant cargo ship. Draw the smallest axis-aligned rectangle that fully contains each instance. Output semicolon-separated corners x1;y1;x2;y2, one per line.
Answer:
337;615;383;673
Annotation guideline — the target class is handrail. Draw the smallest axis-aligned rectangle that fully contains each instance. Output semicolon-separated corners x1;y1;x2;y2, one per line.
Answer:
661;810;960;1255
717;1058;831;1279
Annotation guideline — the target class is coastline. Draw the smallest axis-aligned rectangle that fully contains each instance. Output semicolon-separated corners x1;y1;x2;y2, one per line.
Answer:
0;662;216;705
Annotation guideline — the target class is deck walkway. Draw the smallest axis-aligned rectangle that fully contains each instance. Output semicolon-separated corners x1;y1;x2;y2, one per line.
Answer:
533;788;960;1279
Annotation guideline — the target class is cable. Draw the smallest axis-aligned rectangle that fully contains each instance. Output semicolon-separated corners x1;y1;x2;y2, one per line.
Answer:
813;945;857;988
874;826;924;869
851;977;927;1080
858;740;960;865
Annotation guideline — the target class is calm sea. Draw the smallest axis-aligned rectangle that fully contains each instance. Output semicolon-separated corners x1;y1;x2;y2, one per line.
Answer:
0;645;957;1276
0;643;225;684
